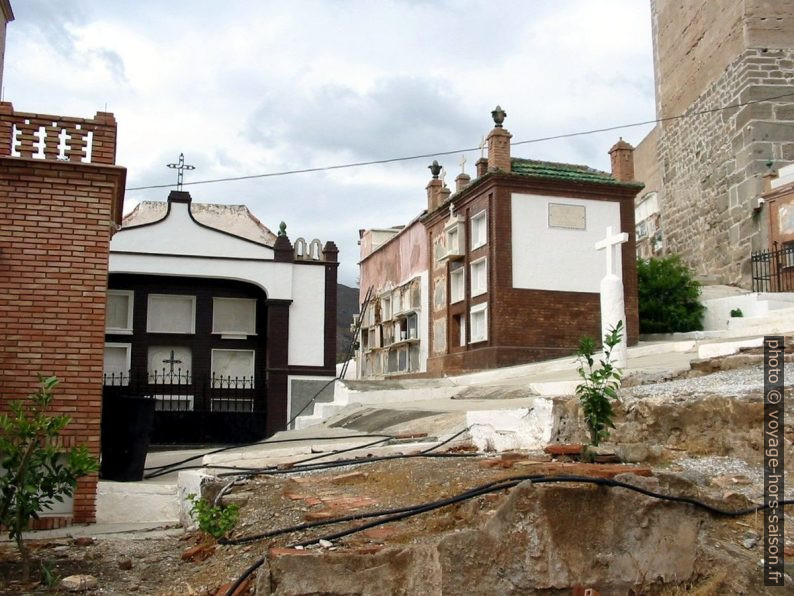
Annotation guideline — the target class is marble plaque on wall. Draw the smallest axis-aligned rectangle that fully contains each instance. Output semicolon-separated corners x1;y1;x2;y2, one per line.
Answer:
548;203;586;230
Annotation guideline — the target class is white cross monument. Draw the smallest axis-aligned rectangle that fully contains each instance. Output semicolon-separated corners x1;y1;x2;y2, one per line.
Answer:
595;226;629;367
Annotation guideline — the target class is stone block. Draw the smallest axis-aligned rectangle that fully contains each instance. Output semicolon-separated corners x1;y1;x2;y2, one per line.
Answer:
739;84;793;104
747;120;794;143
437;481;701;593
775;105;794;121
733;103;773;129
265;545;443;595
781;143;794;161
738;217;756;241
734;141;774;171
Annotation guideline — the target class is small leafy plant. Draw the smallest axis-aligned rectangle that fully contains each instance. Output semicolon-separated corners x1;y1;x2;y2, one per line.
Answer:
188;494;239;540
730;307;743;318
40;559;59;588
575;321;624;447
0;376;98;582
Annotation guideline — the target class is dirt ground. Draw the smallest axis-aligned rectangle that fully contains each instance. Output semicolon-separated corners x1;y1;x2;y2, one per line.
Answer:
0;456;519;594
0;452;787;595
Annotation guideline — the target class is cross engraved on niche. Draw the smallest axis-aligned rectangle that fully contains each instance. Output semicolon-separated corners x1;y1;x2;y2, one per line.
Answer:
162;349;182;374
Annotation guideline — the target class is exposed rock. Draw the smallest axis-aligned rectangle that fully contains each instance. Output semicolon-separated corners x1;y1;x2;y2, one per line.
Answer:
260;477;703;594
61;574;98;592
263;544;442;595
72;537;95;547
118;557;133;570
742;531;759;550
220;491;252;508
436;480;702;594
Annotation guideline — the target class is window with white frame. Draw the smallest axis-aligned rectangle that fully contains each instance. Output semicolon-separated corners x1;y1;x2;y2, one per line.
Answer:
211;349;255;388
470;257;487;296
450;267;465;303
103;343;131;385
106;290;133;334
471;210;487;249
147;294;196;334
213;298;257;337
469;303;488;343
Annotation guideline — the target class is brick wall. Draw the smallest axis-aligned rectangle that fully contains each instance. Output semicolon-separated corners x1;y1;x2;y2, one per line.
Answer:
0;152;125;522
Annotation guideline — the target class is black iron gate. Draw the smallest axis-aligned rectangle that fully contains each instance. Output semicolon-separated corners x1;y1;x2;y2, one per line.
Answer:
751;242;794;292
102;370;267;444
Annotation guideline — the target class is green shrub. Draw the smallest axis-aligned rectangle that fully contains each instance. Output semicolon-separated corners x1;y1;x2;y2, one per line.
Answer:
0;376;98;582
575;321;624;447
730;307;743;318
637;255;705;334
188;494;239;540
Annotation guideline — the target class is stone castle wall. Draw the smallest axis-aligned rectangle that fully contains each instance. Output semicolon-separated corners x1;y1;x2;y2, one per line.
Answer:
657;47;794;284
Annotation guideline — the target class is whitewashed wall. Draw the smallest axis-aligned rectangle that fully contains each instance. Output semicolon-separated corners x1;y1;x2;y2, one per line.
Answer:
511;193;622;293
288;265;326;366
112;202;275;260
109;253;295;300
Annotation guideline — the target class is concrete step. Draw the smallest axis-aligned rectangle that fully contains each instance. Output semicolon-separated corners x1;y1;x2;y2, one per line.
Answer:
726;306;794;336
292;402;348;430
96;481;179;525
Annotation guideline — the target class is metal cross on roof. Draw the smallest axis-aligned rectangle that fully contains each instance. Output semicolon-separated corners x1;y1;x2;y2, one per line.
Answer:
166;153;195;190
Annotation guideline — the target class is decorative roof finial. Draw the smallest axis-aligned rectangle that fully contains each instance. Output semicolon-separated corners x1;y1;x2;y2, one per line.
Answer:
278;221;287;237
491;105;507;128
428;160;442;179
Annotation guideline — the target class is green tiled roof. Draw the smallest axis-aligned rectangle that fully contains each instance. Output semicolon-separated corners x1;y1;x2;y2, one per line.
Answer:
510;158;642;187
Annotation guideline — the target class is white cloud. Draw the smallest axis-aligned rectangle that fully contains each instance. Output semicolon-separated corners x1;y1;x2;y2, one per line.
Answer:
4;0;654;285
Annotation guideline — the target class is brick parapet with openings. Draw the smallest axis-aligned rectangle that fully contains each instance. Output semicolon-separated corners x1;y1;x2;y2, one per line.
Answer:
0;148;126;523
0;101;118;165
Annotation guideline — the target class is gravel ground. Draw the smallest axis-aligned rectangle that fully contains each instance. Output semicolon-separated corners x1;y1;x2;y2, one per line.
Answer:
628;363;794;398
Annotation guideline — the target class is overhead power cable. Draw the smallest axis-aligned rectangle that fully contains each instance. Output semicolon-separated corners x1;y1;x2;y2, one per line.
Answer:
127;91;794;192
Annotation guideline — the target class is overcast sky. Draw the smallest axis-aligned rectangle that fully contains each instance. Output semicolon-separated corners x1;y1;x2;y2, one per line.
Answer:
4;0;655;286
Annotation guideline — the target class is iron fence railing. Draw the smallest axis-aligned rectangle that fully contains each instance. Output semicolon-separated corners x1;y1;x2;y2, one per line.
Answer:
751;242;794;293
102;369;258;413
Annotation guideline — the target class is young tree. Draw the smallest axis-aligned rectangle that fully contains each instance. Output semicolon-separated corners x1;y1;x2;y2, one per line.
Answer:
637;255;705;334
0;376;98;582
575;321;624;447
